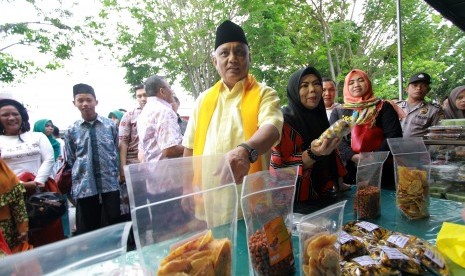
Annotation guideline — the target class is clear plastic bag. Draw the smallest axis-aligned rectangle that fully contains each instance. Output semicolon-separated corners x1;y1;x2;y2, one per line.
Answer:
354;151;389;219
387;137;430;220
299;200;347;276
0;222;132;275
314;119;353;146
241;167;298;276
124;154;237;275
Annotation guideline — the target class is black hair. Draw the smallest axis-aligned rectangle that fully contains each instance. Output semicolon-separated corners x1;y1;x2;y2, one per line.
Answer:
0;99;31;141
133;84;144;92
53;125;60;137
144;75;166;97
322;77;336;86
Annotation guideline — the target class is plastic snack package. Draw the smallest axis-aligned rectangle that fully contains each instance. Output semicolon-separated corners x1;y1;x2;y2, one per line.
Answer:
385;232;450;275
341;255;401;276
387;137;430;219
314;119;353;146
241;167;298;276
354;151;389;219
124;154;238;275
377;246;425;275
299;201;347;276
343;221;390;243
337;230;368;261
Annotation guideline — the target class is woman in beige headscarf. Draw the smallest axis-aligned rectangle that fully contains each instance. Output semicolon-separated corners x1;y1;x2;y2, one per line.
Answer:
444;85;465;119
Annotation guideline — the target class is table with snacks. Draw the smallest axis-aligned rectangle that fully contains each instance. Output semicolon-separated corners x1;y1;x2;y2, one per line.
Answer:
244;187;463;275
130;187;464;275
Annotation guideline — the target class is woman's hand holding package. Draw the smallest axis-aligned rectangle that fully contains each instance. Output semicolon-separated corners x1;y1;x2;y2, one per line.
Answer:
304;137;341;169
311;137;341;156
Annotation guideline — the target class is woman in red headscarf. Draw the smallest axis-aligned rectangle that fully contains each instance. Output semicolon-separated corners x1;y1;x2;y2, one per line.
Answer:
329;69;403;189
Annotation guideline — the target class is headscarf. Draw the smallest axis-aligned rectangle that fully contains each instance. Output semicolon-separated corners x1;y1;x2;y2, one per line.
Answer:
283;67;328;149
0;159;19;195
282;66;338;187
444;85;465;119
108;110;125;122
33;119;60;161
0;99;31;136
342;69;381;126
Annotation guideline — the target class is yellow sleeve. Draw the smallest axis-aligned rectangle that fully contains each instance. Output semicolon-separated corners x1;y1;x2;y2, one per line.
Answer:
258;84;284;145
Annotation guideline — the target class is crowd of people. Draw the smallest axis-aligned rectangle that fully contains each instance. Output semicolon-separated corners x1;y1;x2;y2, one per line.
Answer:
0;19;464;257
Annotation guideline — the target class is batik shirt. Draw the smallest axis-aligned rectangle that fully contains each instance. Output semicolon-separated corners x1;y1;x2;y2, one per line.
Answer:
137;97;182;163
118;106;142;164
64;115;120;199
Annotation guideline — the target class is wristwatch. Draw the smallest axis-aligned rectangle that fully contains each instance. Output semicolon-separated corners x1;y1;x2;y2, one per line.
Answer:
238;143;259;163
307;147;323;162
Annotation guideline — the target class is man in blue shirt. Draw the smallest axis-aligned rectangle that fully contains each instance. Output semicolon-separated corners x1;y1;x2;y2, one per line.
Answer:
64;83;121;234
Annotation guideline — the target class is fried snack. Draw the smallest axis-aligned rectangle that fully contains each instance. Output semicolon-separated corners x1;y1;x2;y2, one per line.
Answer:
378;246;424;275
343;221;390;242
396;166;429;219
341;256;401;276
157;230;231;276
303;232;340;276
338;231;368;261
385;233;450;276
248;229;295;276
354;185;381;219
314;119;353;147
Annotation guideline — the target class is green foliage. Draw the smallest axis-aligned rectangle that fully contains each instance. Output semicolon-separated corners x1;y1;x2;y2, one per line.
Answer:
0;0;82;83
2;0;464;101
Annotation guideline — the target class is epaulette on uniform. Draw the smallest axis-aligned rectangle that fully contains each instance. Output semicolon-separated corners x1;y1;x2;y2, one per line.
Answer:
431;102;443;110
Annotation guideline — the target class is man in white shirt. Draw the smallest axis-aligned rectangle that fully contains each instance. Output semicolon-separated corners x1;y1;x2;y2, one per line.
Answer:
322;77;340;120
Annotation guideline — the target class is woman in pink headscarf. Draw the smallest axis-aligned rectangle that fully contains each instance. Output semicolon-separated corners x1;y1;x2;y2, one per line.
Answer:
329;69;403;189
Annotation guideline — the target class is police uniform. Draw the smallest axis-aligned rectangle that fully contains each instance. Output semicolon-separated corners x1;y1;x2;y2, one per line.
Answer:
396;100;444;137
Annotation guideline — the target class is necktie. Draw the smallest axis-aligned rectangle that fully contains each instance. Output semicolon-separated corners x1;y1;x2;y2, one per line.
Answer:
88;122;102;199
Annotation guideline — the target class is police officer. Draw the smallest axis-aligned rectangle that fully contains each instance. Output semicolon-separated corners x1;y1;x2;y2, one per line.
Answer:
396;73;444;137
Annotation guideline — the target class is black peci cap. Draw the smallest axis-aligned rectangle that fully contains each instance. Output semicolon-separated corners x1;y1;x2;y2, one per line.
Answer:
73;83;95;98
214;20;248;50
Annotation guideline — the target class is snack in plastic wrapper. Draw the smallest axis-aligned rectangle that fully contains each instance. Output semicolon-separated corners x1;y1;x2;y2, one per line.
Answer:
302;232;340;276
314;119;353;146
157;230;232;276
354;185;381;219
248;228;295;276
341;255;401;276
337;231;368;261
396;166;429;219
377;246;424;275
385;233;450;276
343;221;390;242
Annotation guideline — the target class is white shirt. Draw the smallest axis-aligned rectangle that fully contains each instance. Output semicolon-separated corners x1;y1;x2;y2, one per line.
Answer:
137;97;182;163
0;132;55;184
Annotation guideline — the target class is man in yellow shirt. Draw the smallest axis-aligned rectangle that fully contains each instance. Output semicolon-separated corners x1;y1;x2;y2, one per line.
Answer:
182;20;283;184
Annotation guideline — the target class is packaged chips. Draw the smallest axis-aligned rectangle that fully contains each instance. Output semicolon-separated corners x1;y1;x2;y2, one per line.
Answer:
387;137;431;220
341;221;450;276
314;119;353;146
157;230;232;276
396;166;429;219
299;201;347;276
